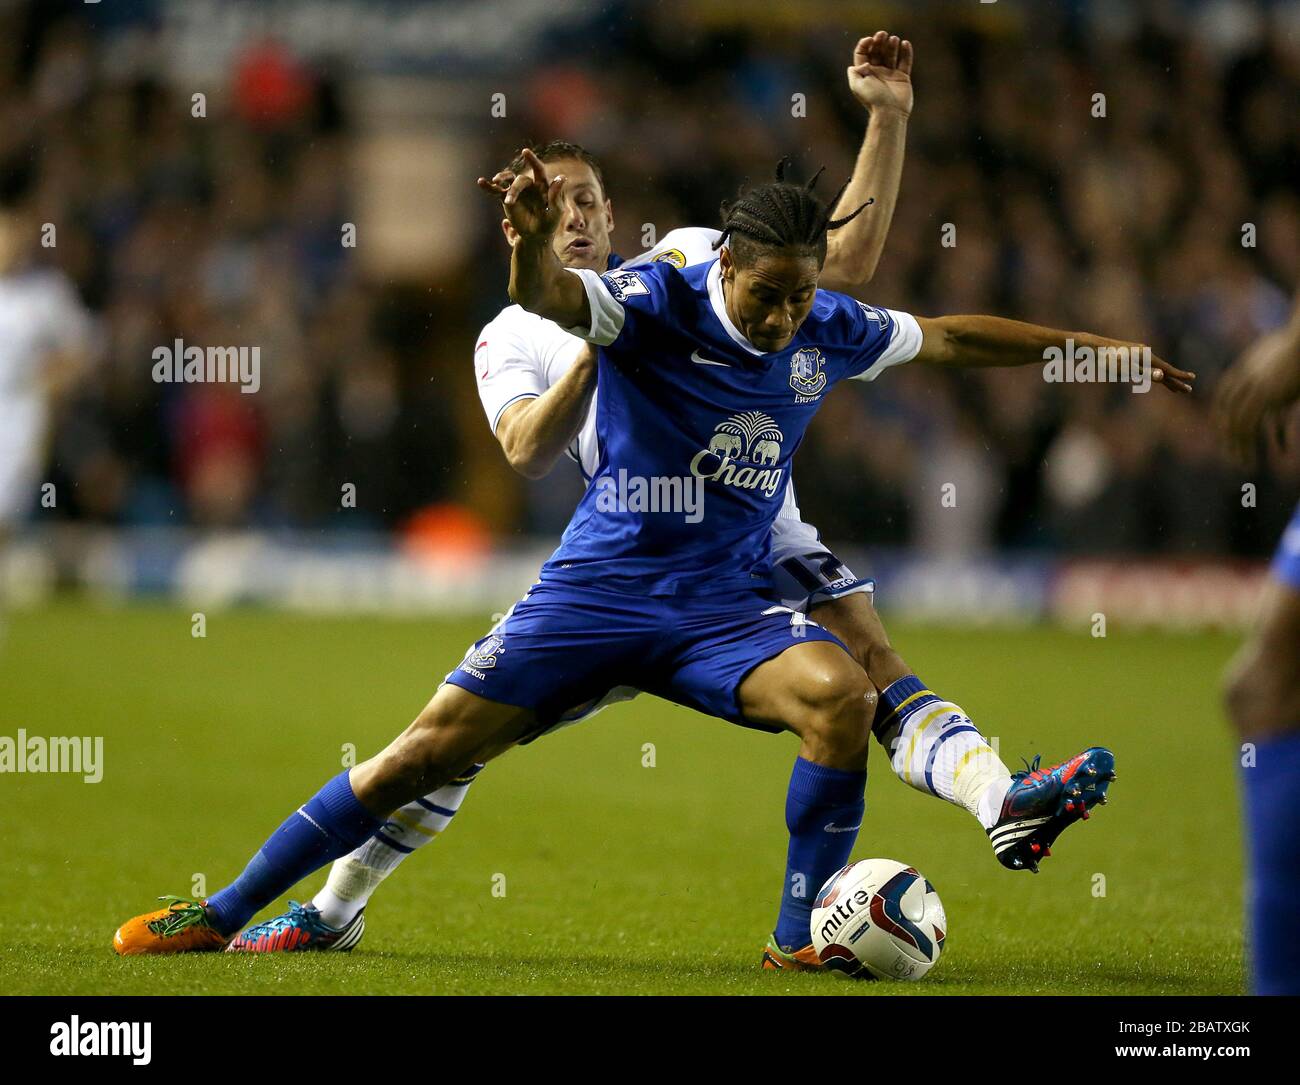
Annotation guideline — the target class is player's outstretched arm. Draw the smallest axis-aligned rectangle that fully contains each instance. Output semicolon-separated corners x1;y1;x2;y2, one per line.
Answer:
1215;291;1300;465
477;148;590;329
820;32;912;293
912;314;1195;394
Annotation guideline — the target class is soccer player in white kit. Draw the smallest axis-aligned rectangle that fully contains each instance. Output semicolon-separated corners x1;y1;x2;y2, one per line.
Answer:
0;179;94;635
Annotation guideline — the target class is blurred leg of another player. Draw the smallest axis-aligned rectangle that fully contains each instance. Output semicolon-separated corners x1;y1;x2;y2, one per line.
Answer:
1224;515;1300;995
1217;293;1300;995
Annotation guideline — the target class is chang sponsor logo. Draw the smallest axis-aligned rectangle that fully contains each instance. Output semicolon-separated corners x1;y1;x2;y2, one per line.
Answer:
688;410;784;498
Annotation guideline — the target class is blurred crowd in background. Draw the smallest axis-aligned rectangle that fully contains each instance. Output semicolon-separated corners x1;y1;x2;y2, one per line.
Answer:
3;0;1298;560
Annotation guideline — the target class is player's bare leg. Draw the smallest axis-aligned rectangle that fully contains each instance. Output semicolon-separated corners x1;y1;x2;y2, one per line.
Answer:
739;639;876;769
113;686;537;954
1224;581;1300;743
810;591;908;690
348;685;532;812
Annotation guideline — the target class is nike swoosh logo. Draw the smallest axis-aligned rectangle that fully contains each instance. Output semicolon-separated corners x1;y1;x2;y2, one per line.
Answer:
690;350;731;367
824;822;862;833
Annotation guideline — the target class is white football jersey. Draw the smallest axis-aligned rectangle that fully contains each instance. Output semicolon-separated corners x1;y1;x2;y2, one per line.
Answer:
0;267;93;525
475;227;725;483
473;226;877;601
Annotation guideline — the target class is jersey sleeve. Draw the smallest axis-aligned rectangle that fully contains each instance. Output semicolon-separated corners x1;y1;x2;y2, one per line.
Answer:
474;316;548;433
842;299;924;382
621;226;723;270
561;263;675;348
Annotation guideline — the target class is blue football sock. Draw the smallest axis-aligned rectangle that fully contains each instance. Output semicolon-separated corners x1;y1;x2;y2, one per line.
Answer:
206;771;383;936
774;756;866;950
1243;732;1300;995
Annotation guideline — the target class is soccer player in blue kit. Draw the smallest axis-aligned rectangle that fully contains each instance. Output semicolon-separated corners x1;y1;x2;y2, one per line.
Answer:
111;148;1196;966
1217;291;1300;995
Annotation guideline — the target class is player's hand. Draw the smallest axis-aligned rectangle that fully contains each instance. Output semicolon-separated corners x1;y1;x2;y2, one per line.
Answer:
1215;328;1300;466
476;148;565;242
847;31;913;118
1149;351;1196;395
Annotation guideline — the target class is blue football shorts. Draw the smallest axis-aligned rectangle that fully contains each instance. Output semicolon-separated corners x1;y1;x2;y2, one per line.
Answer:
443;578;849;742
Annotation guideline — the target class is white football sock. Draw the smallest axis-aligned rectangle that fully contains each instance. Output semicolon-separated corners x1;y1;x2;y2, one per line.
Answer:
313;763;483;928
875;680;1011;830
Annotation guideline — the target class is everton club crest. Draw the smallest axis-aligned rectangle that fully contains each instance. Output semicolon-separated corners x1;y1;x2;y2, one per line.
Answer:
789;347;826;401
467;635;504;670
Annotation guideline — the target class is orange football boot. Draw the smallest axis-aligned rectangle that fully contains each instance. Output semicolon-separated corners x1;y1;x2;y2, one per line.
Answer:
761;934;824;971
113;896;230;955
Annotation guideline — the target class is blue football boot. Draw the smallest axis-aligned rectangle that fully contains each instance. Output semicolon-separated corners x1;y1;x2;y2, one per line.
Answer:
225;901;365;953
987;747;1116;872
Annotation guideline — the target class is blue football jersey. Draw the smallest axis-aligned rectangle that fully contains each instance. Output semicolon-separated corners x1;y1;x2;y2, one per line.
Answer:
539;257;922;595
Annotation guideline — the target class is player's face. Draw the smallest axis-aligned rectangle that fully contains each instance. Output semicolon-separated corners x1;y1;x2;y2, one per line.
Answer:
499;157;613;271
720;247;820;353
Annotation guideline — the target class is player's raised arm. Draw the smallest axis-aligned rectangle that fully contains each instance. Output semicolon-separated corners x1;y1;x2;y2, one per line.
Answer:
819;32;913;293
911;314;1196;394
478;148;590;329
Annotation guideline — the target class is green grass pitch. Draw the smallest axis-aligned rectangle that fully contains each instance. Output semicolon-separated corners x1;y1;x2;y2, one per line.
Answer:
0;600;1245;995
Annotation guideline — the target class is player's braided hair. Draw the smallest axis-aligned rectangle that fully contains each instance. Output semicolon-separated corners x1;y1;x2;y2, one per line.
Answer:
713;157;871;267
